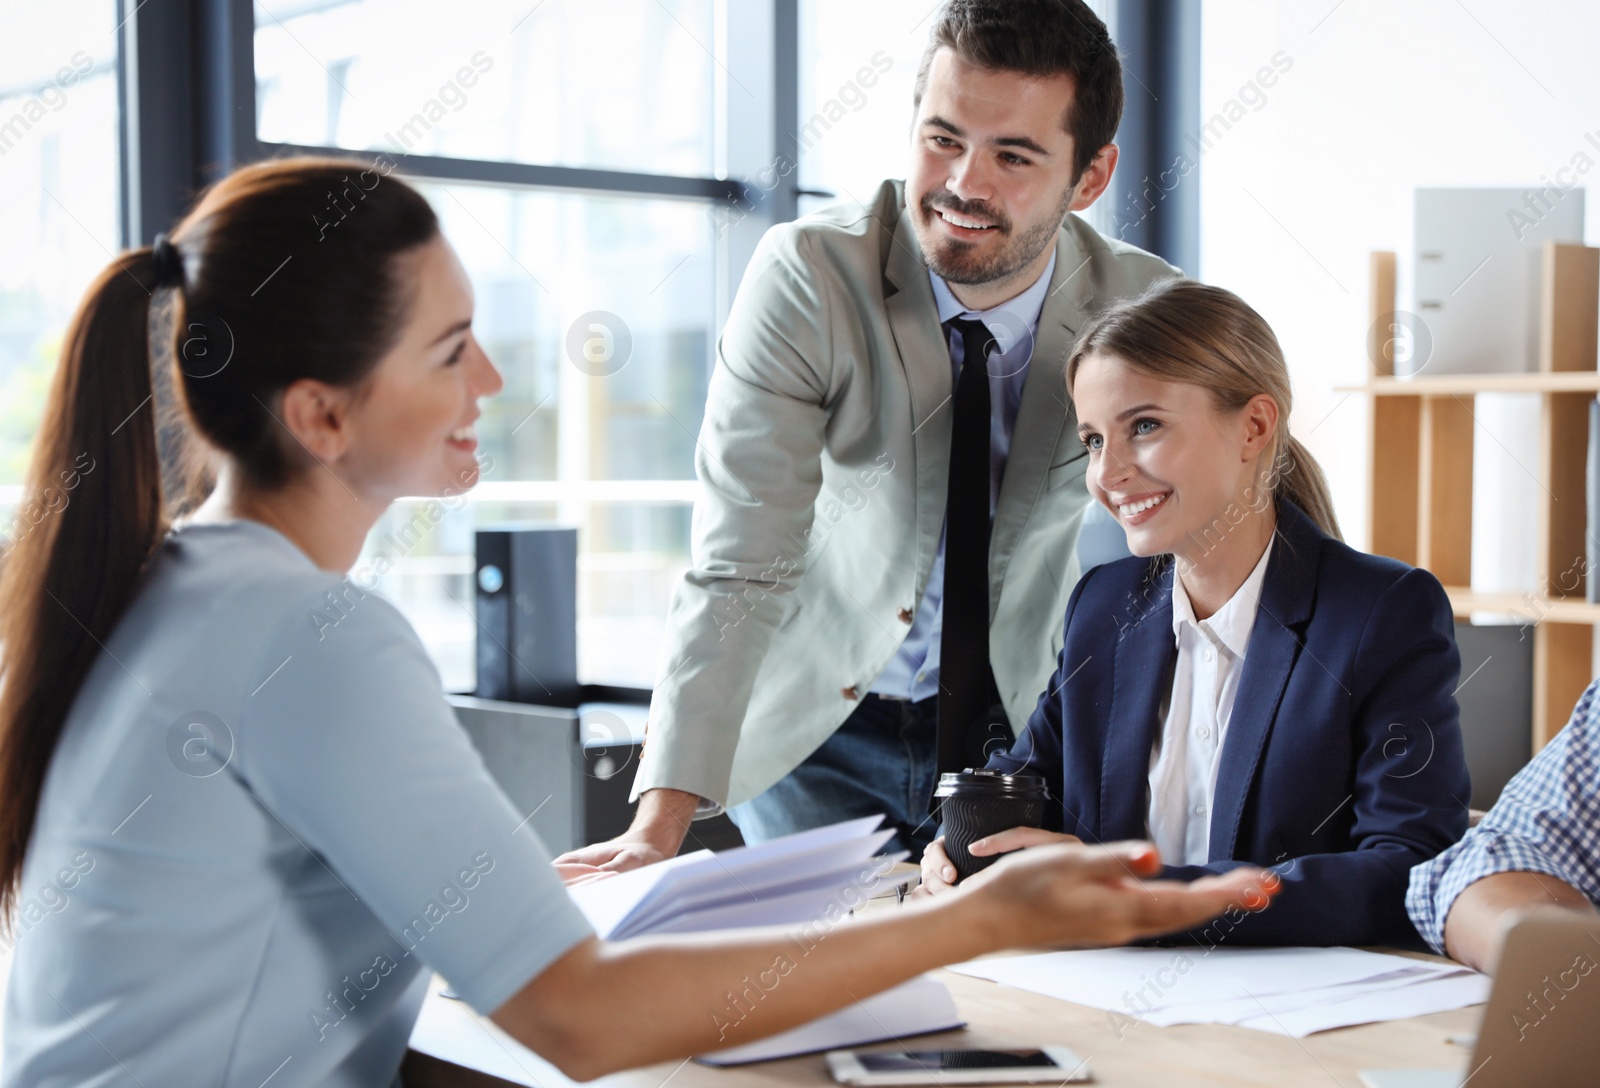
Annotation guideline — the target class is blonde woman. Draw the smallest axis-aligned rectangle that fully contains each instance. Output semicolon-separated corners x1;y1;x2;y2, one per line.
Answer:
921;279;1470;950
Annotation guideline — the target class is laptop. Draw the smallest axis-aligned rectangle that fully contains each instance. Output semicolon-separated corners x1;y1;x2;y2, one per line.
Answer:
1360;908;1600;1088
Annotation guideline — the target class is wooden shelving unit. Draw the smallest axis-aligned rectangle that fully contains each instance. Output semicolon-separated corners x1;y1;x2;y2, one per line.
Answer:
1346;372;1600;395
1355;242;1598;750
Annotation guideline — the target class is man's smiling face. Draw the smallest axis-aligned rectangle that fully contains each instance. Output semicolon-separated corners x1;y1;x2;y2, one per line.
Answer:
907;47;1104;298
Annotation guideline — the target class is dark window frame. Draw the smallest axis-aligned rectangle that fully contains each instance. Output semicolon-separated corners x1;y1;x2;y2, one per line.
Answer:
119;0;788;248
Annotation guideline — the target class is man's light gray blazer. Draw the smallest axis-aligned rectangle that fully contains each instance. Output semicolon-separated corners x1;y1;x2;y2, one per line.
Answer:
631;179;1178;812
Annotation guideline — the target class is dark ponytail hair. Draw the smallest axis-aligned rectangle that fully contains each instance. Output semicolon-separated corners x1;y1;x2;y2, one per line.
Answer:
0;157;439;916
1066;278;1342;540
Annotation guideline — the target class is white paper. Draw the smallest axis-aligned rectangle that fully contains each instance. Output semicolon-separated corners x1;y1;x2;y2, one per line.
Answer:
568;814;892;939
409;818;963;1081
562;848;705;938
409;974;967;1078
697;974;965;1066
1233;973;1491;1037
950;947;1437;1009
1138;965;1470;1026
620;836;901;937
408;984;559;1088
644;861;907;935
948;946;1487;1036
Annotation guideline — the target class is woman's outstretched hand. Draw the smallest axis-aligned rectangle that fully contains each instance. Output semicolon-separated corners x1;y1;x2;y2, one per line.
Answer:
918;827;1082;896
936;840;1278;950
499;839;1274;1079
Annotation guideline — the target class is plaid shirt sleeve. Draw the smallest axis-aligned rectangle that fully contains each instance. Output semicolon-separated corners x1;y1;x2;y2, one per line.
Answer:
1406;677;1600;953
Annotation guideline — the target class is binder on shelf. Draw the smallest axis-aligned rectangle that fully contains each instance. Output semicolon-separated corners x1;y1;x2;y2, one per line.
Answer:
1410;187;1585;375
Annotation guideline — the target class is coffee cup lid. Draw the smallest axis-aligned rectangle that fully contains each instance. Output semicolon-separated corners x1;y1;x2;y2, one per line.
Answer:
934;768;1050;799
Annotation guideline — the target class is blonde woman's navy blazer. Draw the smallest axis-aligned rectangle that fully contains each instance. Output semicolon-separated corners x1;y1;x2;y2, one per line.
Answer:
986;499;1471;948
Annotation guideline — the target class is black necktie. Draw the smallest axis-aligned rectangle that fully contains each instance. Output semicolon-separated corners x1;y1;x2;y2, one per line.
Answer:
937;317;997;781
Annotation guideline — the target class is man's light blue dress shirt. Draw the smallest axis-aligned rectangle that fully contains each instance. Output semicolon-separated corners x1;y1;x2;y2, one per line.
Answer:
871;247;1058;702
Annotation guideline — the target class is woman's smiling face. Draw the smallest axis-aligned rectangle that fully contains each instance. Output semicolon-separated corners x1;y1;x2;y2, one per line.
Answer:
1071;350;1276;560
336;235;503;502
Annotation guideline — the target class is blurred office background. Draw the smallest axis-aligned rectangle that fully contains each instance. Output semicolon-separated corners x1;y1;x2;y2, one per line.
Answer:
2;0;1598;698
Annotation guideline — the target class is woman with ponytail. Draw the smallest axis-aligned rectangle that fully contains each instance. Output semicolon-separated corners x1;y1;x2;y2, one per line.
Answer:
0;163;1273;1085
920;279;1471;949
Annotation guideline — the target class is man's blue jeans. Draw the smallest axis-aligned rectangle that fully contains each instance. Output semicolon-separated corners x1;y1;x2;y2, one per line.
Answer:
728;693;1009;861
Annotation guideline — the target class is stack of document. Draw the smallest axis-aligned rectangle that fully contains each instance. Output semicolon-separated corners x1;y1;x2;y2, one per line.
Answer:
949;946;1488;1037
408;973;964;1079
410;816;967;1074
567;814;902;937
700;973;963;1066
563;815;966;1064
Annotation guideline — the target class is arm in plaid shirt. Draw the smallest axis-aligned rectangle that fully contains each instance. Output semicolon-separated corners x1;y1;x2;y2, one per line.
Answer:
1407;677;1600;953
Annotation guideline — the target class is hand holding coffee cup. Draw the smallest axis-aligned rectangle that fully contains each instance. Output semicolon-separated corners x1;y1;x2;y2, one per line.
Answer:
921;826;1085;895
920;770;1077;894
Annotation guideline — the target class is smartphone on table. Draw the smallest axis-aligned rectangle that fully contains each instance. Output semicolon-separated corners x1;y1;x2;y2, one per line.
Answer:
826;1046;1090;1085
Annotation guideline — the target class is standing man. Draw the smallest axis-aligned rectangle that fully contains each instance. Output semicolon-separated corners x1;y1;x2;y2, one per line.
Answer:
558;0;1177;869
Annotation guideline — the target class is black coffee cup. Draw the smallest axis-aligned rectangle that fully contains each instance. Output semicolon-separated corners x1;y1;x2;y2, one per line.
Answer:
934;769;1051;882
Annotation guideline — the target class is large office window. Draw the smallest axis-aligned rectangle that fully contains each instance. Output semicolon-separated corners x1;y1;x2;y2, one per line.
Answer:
254;0;716;175
795;0;930;217
0;2;119;524
252;0;730;691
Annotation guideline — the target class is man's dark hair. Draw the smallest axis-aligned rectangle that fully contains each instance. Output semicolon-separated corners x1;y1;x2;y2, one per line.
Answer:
912;0;1124;181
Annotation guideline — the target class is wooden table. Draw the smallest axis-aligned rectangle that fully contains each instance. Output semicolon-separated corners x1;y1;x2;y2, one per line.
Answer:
402;867;1479;1087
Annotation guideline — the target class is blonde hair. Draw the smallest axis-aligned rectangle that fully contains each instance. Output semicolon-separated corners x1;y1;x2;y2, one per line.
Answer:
1066;278;1342;540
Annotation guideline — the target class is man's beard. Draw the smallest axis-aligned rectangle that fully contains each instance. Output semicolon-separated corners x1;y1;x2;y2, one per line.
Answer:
916;181;1076;286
